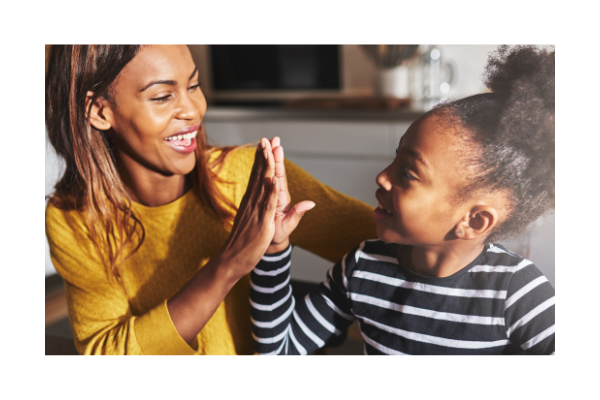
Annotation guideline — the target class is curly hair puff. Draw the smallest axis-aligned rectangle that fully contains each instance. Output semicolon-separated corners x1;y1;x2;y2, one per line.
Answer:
432;45;555;243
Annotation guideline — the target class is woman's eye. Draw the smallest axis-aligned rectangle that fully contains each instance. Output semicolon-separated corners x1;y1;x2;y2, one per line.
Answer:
189;83;202;90
151;95;171;102
403;167;417;181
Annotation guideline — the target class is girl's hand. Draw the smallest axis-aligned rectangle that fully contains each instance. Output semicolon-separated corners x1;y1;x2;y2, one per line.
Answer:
217;138;280;279
265;137;316;254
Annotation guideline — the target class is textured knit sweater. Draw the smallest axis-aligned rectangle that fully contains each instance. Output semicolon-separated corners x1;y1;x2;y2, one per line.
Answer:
45;147;377;355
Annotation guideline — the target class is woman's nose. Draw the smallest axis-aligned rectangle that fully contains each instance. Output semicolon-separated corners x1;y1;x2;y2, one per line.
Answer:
376;165;393;191
175;92;201;120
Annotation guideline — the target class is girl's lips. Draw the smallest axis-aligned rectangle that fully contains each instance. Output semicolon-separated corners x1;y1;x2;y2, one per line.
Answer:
166;136;197;154
374;206;394;221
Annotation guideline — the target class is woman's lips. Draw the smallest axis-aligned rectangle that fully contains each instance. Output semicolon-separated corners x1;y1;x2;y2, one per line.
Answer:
165;136;197;154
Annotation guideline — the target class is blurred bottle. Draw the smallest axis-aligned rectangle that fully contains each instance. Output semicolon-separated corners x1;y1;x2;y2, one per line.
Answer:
409;45;455;111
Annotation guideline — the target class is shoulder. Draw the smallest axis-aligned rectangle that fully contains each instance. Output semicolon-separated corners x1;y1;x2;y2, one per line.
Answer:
45;200;105;281
344;239;399;273
211;145;255;170
484;243;554;306
484;243;547;283
209;145;255;184
45;200;88;241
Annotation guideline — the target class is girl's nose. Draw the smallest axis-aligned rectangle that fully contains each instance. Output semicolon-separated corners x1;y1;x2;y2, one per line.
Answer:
376;165;393;191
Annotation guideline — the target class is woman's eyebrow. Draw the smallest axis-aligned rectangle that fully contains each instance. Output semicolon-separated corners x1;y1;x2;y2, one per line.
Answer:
139;67;199;93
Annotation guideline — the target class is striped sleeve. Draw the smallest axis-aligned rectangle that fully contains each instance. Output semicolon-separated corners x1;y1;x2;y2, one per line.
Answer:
504;262;555;354
250;244;356;355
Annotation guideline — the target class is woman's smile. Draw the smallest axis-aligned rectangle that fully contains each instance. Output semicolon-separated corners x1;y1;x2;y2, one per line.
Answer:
164;124;199;154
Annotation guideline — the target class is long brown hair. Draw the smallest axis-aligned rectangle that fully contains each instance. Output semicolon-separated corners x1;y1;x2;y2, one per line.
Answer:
45;45;237;285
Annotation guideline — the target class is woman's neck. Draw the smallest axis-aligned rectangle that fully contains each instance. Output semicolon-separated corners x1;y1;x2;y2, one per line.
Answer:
400;241;485;278
116;152;193;207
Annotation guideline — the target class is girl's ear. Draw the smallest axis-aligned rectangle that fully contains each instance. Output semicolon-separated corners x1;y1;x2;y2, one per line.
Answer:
455;205;499;240
85;91;113;131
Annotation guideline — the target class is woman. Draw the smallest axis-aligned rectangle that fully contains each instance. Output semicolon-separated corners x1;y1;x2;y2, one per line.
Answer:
45;45;377;355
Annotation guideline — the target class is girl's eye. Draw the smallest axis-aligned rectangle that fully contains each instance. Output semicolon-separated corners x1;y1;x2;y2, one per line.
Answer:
189;83;202;90
403;167;417;181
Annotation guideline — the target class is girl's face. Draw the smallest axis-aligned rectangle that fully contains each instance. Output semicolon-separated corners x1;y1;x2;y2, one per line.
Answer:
374;115;471;246
103;45;206;177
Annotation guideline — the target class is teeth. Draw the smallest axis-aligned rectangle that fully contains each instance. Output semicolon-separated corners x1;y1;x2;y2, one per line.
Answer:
165;130;198;141
378;200;391;214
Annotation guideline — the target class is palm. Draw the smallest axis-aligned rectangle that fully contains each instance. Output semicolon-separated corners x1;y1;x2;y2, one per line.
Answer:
268;138;314;245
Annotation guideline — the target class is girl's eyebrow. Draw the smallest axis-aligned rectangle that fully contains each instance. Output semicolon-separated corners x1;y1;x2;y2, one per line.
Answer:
139;67;199;93
403;148;430;173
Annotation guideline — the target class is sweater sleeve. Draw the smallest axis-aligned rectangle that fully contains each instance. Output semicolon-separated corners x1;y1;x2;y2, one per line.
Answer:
504;262;555;355
45;204;196;355
250;243;356;355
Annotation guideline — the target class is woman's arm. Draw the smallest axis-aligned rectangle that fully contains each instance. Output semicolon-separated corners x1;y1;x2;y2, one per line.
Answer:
47;139;284;353
250;243;356;355
165;139;280;343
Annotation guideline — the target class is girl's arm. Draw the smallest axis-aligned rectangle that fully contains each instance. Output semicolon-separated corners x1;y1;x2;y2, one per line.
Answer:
250;243;357;355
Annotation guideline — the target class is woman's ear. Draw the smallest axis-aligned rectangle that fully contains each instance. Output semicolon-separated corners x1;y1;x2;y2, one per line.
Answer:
455;205;499;240
85;91;113;131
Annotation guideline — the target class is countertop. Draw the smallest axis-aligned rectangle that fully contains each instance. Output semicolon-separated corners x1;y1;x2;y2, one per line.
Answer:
203;106;425;122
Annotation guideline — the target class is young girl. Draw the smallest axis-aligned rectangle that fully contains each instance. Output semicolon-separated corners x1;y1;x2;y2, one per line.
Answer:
249;45;555;355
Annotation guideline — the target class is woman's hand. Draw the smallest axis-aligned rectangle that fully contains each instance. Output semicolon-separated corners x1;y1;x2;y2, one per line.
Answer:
265;137;316;254
167;138;281;343
217;138;281;279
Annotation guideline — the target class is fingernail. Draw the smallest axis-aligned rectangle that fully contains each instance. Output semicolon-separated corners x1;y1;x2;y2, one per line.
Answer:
306;201;316;210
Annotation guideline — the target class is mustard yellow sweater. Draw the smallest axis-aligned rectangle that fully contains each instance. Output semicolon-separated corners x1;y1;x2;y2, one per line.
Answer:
45;147;377;355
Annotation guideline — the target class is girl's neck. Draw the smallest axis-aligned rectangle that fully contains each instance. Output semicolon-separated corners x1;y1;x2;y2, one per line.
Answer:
116;152;193;208
399;242;485;278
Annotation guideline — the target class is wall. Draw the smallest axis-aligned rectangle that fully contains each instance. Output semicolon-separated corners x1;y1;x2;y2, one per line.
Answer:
45;132;64;275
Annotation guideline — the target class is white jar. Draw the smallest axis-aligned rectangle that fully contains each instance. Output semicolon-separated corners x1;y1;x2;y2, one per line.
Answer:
375;65;409;98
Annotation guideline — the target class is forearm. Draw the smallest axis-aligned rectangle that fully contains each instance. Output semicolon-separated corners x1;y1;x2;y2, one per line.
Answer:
250;244;354;355
166;251;241;344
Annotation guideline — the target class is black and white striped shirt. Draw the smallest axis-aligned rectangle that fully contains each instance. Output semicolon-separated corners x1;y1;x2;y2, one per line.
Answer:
250;240;555;355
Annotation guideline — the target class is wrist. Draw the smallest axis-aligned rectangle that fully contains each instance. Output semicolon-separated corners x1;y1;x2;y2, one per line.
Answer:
266;239;290;254
211;250;247;285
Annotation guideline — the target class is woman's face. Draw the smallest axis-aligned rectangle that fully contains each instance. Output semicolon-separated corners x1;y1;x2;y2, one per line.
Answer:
103;45;206;177
374;115;471;246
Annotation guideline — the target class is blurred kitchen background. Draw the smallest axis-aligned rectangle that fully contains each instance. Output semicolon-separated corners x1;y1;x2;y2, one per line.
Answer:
45;45;555;354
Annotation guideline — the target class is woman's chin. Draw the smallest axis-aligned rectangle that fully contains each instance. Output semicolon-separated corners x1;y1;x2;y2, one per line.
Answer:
166;158;197;177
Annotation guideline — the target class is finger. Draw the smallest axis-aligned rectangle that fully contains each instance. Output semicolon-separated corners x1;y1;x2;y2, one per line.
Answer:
282;200;316;234
249;141;268;200
264;139;276;180
271;136;281;149
263;175;280;222
262;137;273;162
273;145;286;179
272;145;291;210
